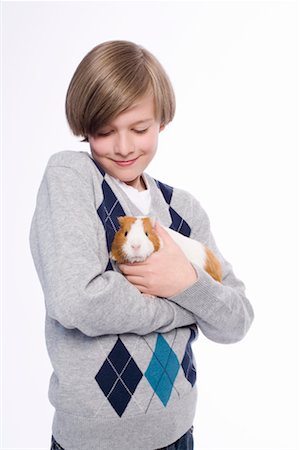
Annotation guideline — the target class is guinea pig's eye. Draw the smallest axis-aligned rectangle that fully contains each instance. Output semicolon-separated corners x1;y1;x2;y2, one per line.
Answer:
145;232;149;237
124;231;128;237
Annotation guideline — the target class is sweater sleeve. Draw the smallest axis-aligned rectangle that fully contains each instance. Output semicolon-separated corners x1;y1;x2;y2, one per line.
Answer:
168;196;254;344
29;165;196;337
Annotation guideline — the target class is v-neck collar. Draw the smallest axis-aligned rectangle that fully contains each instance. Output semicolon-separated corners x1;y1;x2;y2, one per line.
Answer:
85;152;172;227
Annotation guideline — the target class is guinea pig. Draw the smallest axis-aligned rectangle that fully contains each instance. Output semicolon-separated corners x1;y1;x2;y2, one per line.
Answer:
110;216;222;283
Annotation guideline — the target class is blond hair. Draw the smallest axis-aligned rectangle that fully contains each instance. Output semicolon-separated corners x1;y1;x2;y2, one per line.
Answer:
65;40;176;141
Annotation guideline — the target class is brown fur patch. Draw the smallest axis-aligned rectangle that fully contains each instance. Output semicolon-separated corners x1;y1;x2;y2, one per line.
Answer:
142;217;161;252
204;247;222;282
111;217;137;263
110;216;161;263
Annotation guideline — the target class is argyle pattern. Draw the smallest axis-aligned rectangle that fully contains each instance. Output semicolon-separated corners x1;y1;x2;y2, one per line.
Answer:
154;180;191;237
181;328;197;387
145;334;180;407
95;337;143;417
91;158;197;417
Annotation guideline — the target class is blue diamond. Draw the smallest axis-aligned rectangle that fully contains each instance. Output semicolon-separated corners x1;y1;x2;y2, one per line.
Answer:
145;334;180;406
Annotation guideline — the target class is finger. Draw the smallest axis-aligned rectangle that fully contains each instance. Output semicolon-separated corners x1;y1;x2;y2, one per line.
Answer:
155;221;170;235
125;275;147;285
154;222;175;243
118;264;146;275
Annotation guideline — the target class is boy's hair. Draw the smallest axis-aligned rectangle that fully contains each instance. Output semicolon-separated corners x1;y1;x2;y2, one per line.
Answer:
65;40;176;141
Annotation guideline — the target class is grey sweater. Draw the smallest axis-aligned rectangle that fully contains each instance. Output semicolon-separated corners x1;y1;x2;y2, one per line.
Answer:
29;150;254;450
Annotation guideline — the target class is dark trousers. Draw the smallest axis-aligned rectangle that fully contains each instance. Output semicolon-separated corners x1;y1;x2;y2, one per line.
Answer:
50;426;194;450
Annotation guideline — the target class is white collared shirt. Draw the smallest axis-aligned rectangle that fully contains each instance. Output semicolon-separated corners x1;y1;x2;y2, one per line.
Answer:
110;174;151;215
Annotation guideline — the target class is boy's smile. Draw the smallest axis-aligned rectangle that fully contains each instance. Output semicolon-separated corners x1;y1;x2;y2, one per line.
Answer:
88;94;165;192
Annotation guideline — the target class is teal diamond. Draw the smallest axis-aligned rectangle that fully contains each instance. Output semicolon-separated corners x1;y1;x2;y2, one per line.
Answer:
145;334;180;406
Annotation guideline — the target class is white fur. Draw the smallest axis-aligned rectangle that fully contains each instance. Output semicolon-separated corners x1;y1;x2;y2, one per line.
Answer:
161;225;206;270
121;216;207;269
122;218;155;262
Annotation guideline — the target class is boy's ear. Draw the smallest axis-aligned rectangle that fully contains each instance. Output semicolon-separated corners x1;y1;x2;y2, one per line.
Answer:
159;123;165;132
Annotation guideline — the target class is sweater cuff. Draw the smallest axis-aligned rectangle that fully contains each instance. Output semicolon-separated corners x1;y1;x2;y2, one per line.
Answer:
169;263;220;311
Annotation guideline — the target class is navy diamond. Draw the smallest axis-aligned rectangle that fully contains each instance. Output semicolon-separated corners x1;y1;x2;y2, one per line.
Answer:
91;157;126;271
181;328;197;386
169;207;191;237
95;337;143;417
97;180;125;253
154;179;191;237
154;179;173;204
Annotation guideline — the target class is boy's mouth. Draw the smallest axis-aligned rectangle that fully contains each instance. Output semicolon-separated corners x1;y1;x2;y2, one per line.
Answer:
114;157;138;166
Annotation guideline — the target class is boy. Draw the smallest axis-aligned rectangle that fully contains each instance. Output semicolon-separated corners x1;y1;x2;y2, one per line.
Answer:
29;40;254;450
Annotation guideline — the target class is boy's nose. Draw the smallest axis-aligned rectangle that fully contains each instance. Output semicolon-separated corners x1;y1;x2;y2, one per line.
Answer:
114;133;135;156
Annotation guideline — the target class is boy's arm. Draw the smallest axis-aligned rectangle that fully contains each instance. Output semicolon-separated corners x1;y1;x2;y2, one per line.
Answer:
29;165;196;337
167;196;254;344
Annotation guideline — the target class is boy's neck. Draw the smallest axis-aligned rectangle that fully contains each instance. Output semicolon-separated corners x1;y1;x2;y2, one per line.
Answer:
124;175;147;192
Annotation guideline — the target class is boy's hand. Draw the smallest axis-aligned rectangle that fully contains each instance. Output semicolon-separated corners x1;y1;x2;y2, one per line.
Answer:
118;222;198;298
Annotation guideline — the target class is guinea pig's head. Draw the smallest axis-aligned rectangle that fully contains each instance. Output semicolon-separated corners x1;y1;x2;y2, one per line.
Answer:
110;216;161;263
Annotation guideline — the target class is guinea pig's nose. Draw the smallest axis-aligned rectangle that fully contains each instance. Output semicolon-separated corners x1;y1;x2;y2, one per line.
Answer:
131;244;141;251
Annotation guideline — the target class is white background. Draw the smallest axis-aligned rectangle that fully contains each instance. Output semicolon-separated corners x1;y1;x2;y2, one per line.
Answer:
1;1;299;449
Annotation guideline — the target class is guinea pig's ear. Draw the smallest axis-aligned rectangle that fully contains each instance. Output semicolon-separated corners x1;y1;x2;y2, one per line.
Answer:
117;216;125;225
149;215;157;228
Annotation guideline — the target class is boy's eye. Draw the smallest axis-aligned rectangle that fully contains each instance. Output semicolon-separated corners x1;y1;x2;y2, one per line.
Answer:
134;128;148;134
97;128;148;137
97;131;111;137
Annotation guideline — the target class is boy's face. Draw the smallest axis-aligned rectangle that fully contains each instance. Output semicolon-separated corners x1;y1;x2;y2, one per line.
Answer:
88;94;165;191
